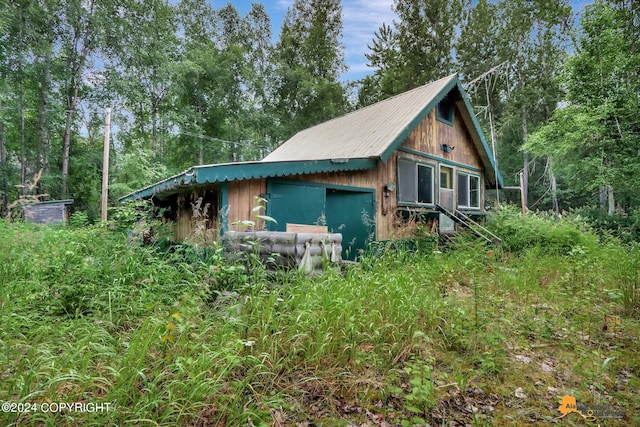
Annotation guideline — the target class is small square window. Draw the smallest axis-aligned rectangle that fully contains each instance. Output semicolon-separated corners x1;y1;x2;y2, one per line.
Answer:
436;99;454;125
440;166;453;189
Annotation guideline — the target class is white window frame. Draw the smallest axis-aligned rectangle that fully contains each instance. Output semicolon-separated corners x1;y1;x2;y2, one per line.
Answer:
397;158;435;206
457;172;481;210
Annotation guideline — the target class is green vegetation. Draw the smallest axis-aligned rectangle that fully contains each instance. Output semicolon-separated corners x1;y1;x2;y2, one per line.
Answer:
1;208;639;426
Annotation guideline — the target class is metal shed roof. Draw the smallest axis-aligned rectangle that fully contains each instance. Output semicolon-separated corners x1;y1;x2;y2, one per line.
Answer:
118;158;376;202
262;74;503;186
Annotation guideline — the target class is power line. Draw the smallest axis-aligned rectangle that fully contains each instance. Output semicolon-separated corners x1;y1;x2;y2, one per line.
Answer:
179;131;272;150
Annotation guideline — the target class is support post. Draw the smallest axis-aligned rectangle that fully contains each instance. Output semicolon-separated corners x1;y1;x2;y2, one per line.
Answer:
101;108;111;222
519;172;526;217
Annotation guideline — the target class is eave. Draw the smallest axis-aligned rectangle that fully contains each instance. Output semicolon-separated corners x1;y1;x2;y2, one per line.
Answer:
118;158;377;202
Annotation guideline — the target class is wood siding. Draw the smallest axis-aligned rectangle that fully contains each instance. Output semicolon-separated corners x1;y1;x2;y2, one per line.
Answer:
226;179;267;231
173;105;487;243
403;108;483;169
172;187;220;243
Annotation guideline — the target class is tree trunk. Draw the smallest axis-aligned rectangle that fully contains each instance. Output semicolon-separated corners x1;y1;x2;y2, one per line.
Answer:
550;171;559;217
151;100;158;161
37;52;51;175
607;185;615;216
599;185;607;213
0;118;8;217
20;71;26;198
61;0;95;197
61;85;79;197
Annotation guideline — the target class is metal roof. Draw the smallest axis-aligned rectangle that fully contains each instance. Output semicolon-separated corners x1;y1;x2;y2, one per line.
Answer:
118;158;377;202
20;199;74;206
263;73;503;186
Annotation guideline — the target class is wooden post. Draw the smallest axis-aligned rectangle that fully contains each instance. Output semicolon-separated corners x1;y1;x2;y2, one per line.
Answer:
519;171;526;217
101;108;111;222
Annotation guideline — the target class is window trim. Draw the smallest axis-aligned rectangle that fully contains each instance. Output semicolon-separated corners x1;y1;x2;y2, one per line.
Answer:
457;171;482;210
436;99;454;126
439;165;454;190
397;157;436;207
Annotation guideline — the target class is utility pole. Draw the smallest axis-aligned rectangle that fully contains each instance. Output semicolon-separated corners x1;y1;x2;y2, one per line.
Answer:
519;172;526;217
101;108;111;222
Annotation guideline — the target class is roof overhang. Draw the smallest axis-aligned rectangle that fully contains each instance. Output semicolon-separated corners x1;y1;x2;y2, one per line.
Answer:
119;158;377;202
20;199;74;207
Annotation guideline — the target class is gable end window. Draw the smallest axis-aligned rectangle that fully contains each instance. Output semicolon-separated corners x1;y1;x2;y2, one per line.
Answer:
457;172;480;209
398;158;434;205
436;99;454;125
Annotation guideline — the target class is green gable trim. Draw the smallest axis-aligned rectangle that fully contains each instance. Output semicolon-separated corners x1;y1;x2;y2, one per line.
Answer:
380;77;460;164
457;83;504;187
119;158;377;203
378;76;504;188
397;148;484;173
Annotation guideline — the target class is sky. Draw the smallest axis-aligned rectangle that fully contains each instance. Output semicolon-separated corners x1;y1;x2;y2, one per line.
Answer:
219;0;593;83
220;0;397;82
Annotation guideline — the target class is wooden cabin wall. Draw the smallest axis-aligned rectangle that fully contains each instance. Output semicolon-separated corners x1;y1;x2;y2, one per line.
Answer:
172;187;220;244
226;179;267;231
403;109;483;169
224;109;486;242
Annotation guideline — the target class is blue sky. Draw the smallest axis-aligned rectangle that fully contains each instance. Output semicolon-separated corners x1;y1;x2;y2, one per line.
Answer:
219;0;397;82
220;0;593;83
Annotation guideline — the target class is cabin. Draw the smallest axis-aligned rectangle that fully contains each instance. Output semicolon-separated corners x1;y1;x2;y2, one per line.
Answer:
120;74;503;259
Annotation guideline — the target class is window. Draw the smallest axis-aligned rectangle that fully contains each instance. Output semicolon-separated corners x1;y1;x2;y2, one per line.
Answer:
398;158;434;205
440;166;453;189
436;98;454;125
457;172;481;209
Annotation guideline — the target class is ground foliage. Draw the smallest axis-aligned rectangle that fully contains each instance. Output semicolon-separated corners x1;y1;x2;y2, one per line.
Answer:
0;208;639;426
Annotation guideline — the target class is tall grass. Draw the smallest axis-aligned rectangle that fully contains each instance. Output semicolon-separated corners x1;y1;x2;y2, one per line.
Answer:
0;208;638;426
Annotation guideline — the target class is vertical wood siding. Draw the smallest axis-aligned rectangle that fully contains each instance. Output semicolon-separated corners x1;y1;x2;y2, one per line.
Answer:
173;105;487;243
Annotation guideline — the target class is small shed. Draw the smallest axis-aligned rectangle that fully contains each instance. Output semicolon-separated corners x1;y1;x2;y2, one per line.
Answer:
22;199;74;226
121;74;503;258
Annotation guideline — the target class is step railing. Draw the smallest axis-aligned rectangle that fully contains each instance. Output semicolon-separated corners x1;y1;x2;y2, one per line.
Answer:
435;204;502;247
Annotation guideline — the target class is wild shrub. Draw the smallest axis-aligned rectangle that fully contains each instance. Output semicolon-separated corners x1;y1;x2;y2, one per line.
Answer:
574;207;640;243
486;204;599;255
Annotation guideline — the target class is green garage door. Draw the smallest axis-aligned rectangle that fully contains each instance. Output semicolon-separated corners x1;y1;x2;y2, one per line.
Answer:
325;189;375;260
268;182;326;228
267;180;375;260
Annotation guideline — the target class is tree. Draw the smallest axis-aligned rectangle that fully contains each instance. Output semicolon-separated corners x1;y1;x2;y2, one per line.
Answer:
59;0;102;197
105;0;179;162
393;0;466;88
169;2;272;168
453;0;572;211
525;1;640;214
359;0;466;105
271;0;349;141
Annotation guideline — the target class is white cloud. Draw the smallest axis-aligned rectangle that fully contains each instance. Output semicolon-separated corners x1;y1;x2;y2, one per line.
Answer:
253;0;396;81
342;0;396;80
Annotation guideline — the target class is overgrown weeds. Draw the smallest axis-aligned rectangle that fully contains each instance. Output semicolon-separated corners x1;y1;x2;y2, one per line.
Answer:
0;206;638;426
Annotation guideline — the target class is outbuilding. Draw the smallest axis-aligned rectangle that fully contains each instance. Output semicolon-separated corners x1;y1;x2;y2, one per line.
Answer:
22;199;74;226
